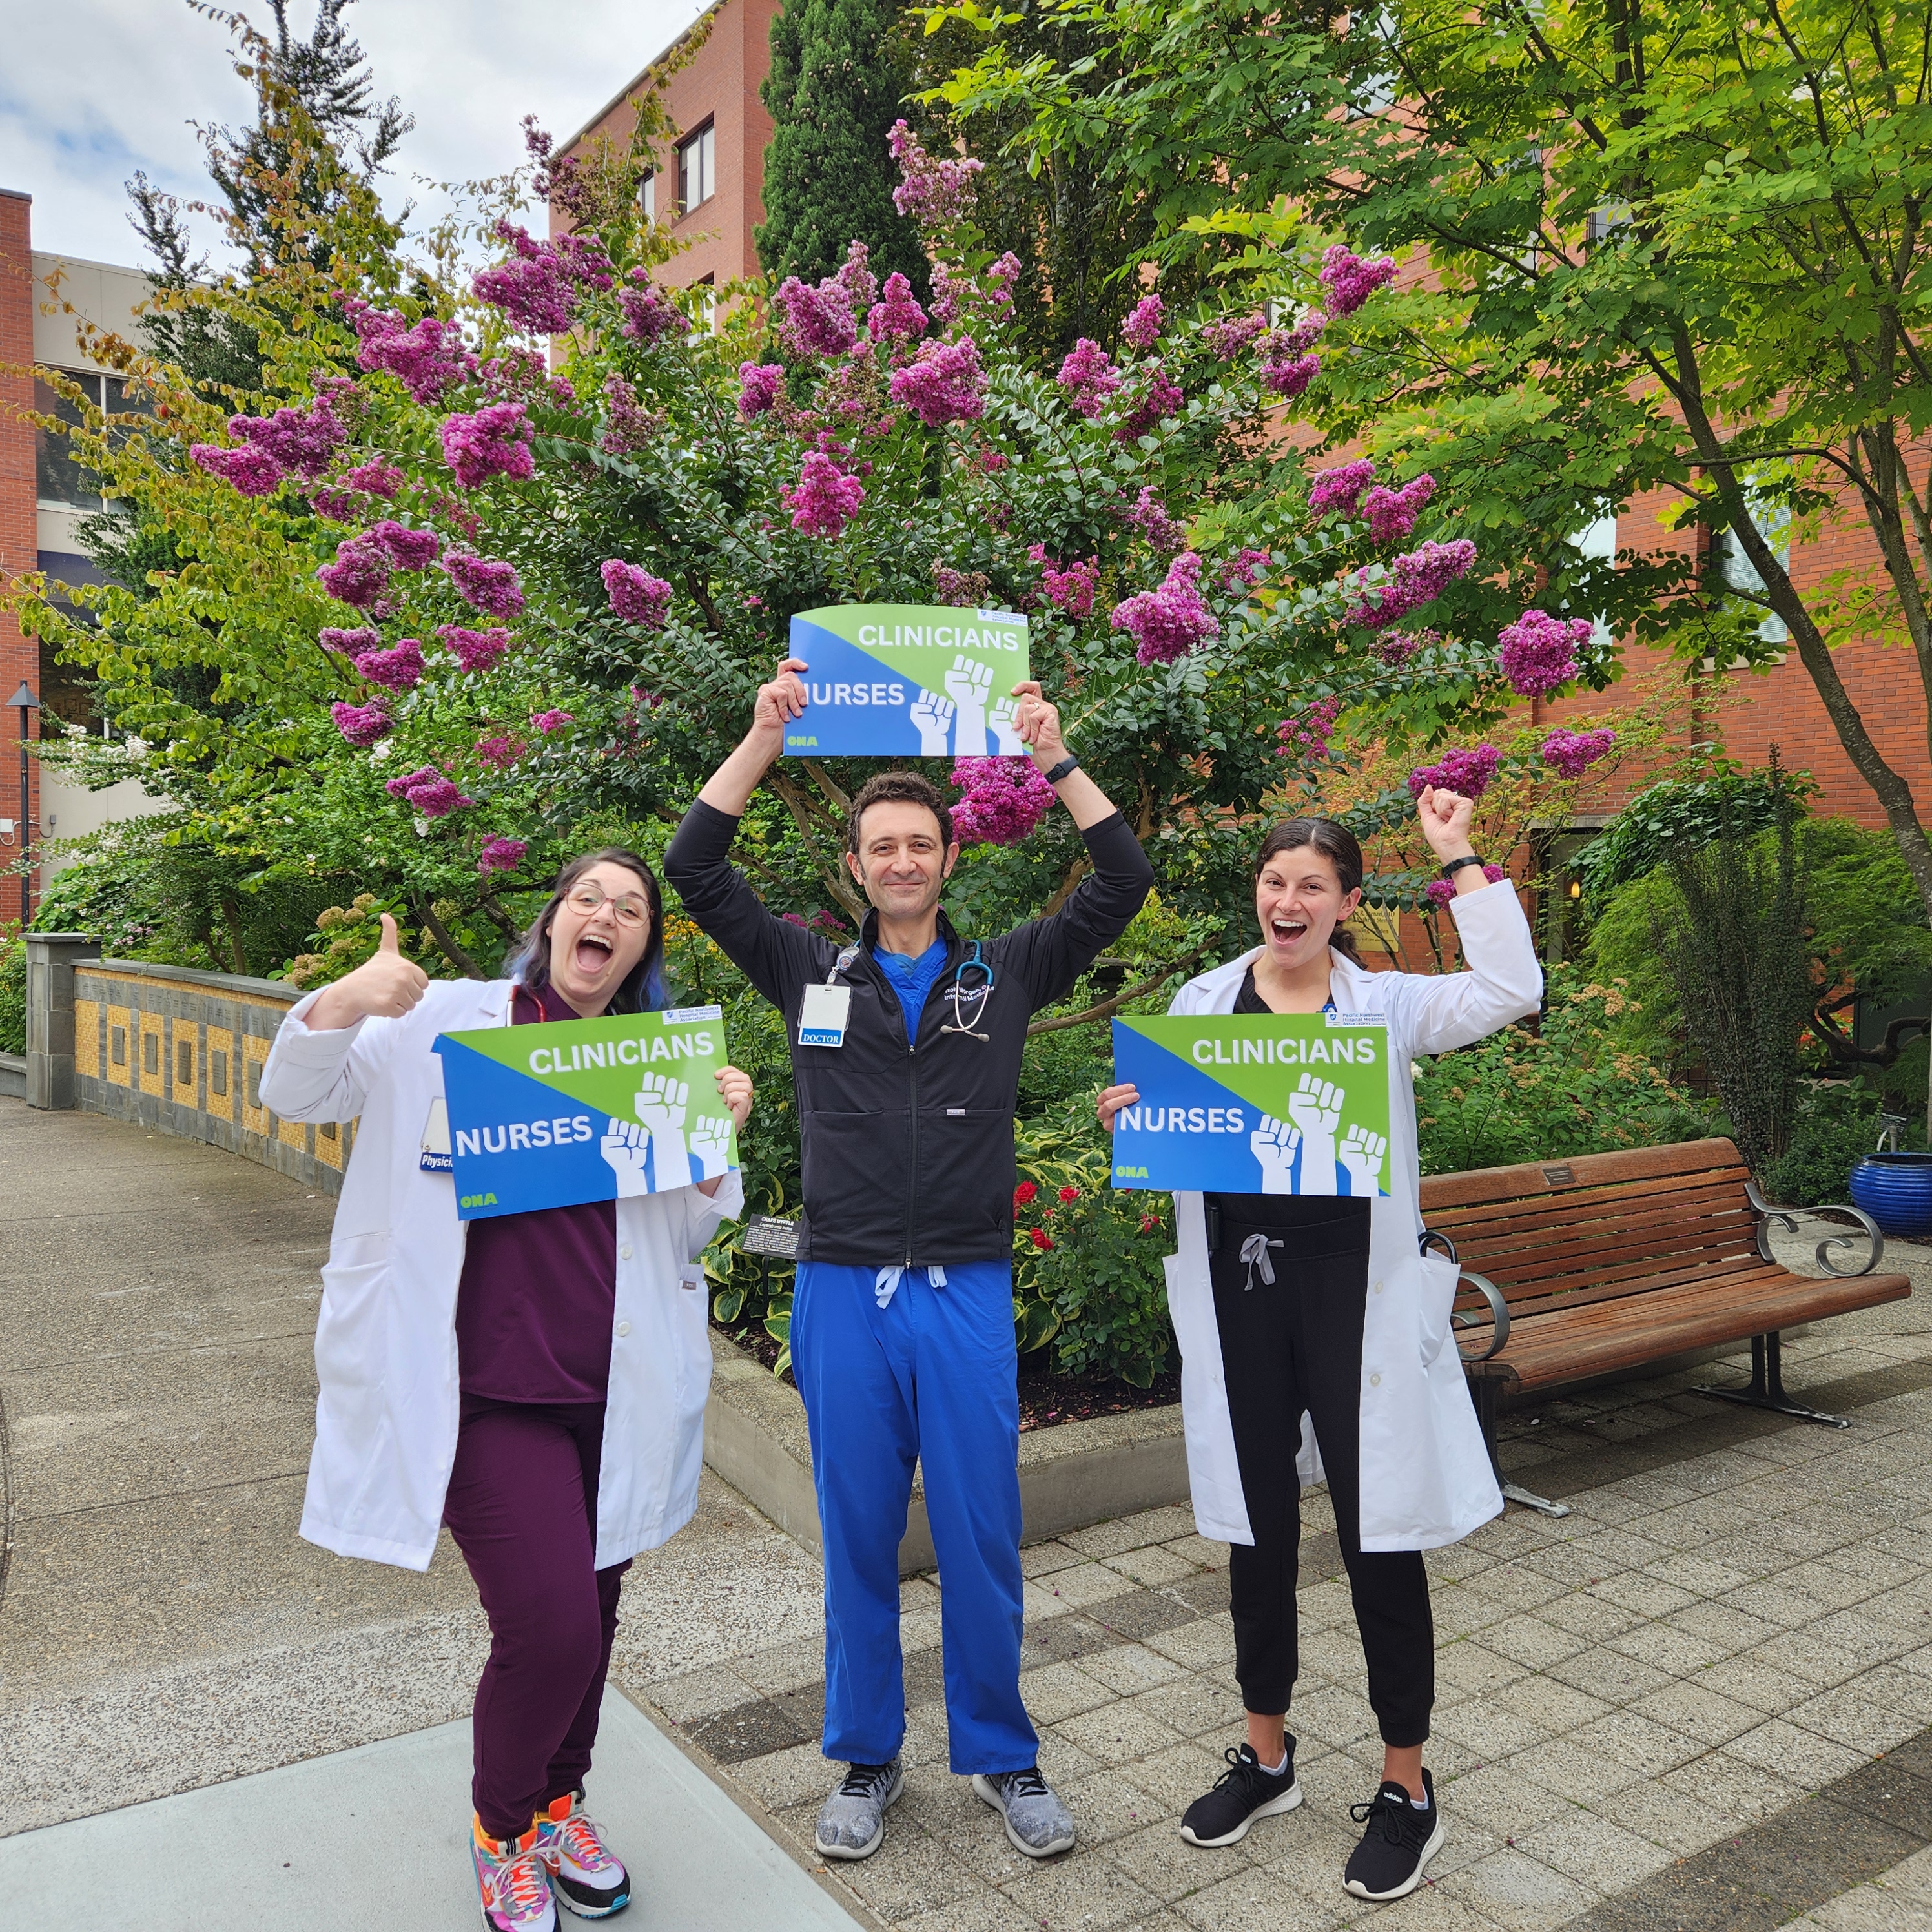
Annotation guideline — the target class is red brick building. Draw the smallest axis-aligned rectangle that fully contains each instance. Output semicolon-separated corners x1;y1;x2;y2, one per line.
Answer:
554;0;782;293
1;189;39;926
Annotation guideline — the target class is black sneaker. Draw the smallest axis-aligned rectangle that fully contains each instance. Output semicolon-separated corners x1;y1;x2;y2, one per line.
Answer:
1179;1740;1303;1847
1343;1769;1444;1900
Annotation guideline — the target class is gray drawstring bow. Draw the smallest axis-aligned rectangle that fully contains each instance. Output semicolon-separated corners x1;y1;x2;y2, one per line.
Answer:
1239;1234;1284;1291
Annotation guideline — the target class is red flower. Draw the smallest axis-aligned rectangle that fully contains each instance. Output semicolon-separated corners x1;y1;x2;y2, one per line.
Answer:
1138;1214;1160;1234
1029;1227;1054;1251
1013;1181;1038;1208
1058;1185;1080;1204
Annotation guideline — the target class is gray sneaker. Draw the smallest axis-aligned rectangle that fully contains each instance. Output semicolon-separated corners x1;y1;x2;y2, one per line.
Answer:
814;1759;903;1861
972;1766;1076;1858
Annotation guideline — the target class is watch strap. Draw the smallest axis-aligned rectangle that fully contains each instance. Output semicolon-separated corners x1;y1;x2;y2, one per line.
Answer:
1440;854;1486;879
1042;754;1081;785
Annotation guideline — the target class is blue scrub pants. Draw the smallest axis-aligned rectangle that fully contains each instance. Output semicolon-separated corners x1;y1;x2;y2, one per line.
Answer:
789;1259;1038;1774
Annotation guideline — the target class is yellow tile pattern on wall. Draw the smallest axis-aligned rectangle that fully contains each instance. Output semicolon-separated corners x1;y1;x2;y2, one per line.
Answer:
242;1043;271;1138
138;1014;166;1098
278;1115;306;1151
75;999;100;1079
105;1005;133;1088
205;1025;236;1121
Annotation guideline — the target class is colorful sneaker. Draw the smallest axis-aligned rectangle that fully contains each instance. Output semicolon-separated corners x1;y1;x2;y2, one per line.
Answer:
971;1765;1076;1858
472;1816;558;1931
537;1789;632;1919
1343;1769;1444;1901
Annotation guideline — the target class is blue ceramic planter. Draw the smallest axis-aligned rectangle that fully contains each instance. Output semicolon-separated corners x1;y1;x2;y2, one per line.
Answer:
1849;1152;1932;1238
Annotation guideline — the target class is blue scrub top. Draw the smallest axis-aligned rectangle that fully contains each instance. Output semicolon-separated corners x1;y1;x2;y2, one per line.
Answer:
874;937;949;1040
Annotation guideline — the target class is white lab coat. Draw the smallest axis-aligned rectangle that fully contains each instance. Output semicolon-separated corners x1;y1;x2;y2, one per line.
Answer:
1161;881;1543;1552
261;978;741;1572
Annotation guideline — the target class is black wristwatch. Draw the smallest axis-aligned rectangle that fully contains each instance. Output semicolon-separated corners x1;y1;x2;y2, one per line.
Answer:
1439;854;1486;879
1042;754;1081;785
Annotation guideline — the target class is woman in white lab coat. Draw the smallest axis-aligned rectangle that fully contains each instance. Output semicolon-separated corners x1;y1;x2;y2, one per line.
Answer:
262;848;752;1932
1096;790;1541;1902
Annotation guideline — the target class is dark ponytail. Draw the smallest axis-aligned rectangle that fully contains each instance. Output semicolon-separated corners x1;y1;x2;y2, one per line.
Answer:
1254;817;1366;964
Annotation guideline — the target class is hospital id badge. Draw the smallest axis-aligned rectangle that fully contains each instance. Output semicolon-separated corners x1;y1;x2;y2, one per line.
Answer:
798;983;851;1048
420;1095;453;1172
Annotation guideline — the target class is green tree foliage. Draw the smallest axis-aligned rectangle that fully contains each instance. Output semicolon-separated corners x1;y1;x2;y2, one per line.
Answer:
757;0;929;291
929;0;1932;929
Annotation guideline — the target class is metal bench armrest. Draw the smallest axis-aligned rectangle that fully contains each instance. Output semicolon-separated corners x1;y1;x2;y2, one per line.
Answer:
1745;1180;1886;1278
1453;1268;1511;1362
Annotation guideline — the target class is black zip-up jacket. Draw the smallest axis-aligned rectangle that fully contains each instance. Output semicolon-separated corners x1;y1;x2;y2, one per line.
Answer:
663;799;1155;1266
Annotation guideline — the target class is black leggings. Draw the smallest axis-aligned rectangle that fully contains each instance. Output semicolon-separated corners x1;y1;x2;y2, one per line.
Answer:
1208;1197;1434;1749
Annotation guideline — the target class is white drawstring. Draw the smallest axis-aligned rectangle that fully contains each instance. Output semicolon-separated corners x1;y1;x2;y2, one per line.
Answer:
1239;1234;1283;1291
874;1263;948;1308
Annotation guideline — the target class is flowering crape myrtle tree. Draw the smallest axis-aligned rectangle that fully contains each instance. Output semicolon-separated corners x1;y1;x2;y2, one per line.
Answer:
152;121;1627;1009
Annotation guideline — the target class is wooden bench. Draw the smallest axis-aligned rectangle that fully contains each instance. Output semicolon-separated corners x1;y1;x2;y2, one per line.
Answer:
1417;1136;1911;1517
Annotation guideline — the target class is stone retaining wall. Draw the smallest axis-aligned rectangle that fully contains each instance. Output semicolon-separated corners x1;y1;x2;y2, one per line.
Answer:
28;936;352;1194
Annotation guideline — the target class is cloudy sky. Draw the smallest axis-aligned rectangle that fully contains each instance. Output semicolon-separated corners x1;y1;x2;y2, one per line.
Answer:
0;0;710;268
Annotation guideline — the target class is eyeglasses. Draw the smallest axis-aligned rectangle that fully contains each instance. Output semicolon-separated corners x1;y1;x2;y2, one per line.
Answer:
566;882;650;928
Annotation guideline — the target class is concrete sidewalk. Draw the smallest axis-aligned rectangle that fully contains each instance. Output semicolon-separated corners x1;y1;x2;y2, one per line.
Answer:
0;1687;863;1929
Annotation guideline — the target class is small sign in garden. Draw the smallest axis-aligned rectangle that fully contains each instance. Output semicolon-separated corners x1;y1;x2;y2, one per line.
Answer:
433;1007;738;1218
783;604;1033;757
1109;1014;1394;1195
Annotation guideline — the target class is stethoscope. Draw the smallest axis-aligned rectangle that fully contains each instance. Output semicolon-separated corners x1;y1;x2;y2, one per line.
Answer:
941;941;996;1042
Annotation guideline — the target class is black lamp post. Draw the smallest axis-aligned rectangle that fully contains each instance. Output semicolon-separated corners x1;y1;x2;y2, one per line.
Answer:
9;681;38;927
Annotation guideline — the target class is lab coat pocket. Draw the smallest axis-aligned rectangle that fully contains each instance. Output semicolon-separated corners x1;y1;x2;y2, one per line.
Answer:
314;1233;391;1397
1418;1250;1461;1367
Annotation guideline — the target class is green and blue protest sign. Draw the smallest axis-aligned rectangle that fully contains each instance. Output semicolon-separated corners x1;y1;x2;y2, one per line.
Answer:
1109;1013;1394;1196
784;603;1032;758
433;1006;737;1220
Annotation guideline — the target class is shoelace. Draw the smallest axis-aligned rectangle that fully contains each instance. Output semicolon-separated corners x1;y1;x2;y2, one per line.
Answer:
994;1765;1051;1800
1350;1785;1424;1845
482;1836;552;1919
1211;1744;1278;1793
551;1806;617;1873
836;1761;897;1800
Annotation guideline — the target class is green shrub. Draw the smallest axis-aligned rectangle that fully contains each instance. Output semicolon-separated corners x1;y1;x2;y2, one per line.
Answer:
1416;967;1712;1176
1760;1082;1924;1208
0;929;24;1056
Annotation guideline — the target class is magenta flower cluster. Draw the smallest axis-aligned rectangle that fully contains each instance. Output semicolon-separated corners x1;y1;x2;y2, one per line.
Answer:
1319;245;1397;318
365;520;440;570
599;373;663;453
441;553;526;618
775;275;858;358
1497;608;1593;697
1118;367;1182;441
438;625;511;673
1124;486;1183;552
190;444;286;497
343;299;475;404
889;335;986;428
1408;743;1501;799
950;757;1058;846
889;119;984;231
1275;695;1344;761
868;272;927;341
1222;548;1272;593
1376;626;1439;666
319;626;380;655
1310;460;1376;517
440;402;534;489
783;451;865;539
353;638;425;691
228;384;348;479
472;227;578;334
473;733;526;770
1364;475;1435;545
339;457;402;498
1110;552;1220;665
1122;293;1165;351
331;698;391;745
1057;338;1120;418
1200;312;1267;358
1027;545;1100;618
1260;313;1325;398
737;362;785;418
477;836;529;874
531;708;574;733
385;765;473;817
601;559;673;629
317;533;391;608
1541;726;1617;779
1424;863;1508;912
618;273;692;347
1344;537;1477;628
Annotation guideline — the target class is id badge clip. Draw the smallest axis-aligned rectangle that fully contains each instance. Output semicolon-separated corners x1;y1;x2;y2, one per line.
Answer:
420;1095;453;1173
799;944;860;1047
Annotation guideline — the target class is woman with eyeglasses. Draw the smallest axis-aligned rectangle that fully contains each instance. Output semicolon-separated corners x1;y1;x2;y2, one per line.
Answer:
262;848;754;1932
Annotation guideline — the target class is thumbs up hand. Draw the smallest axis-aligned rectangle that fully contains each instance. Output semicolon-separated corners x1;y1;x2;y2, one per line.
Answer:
302;910;431;1030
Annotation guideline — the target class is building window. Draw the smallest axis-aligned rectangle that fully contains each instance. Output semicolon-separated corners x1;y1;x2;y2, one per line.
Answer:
640;170;656;224
677;123;716;216
695;273;718;333
36;369;140;511
1714;495;1791;645
1567;507;1618;648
